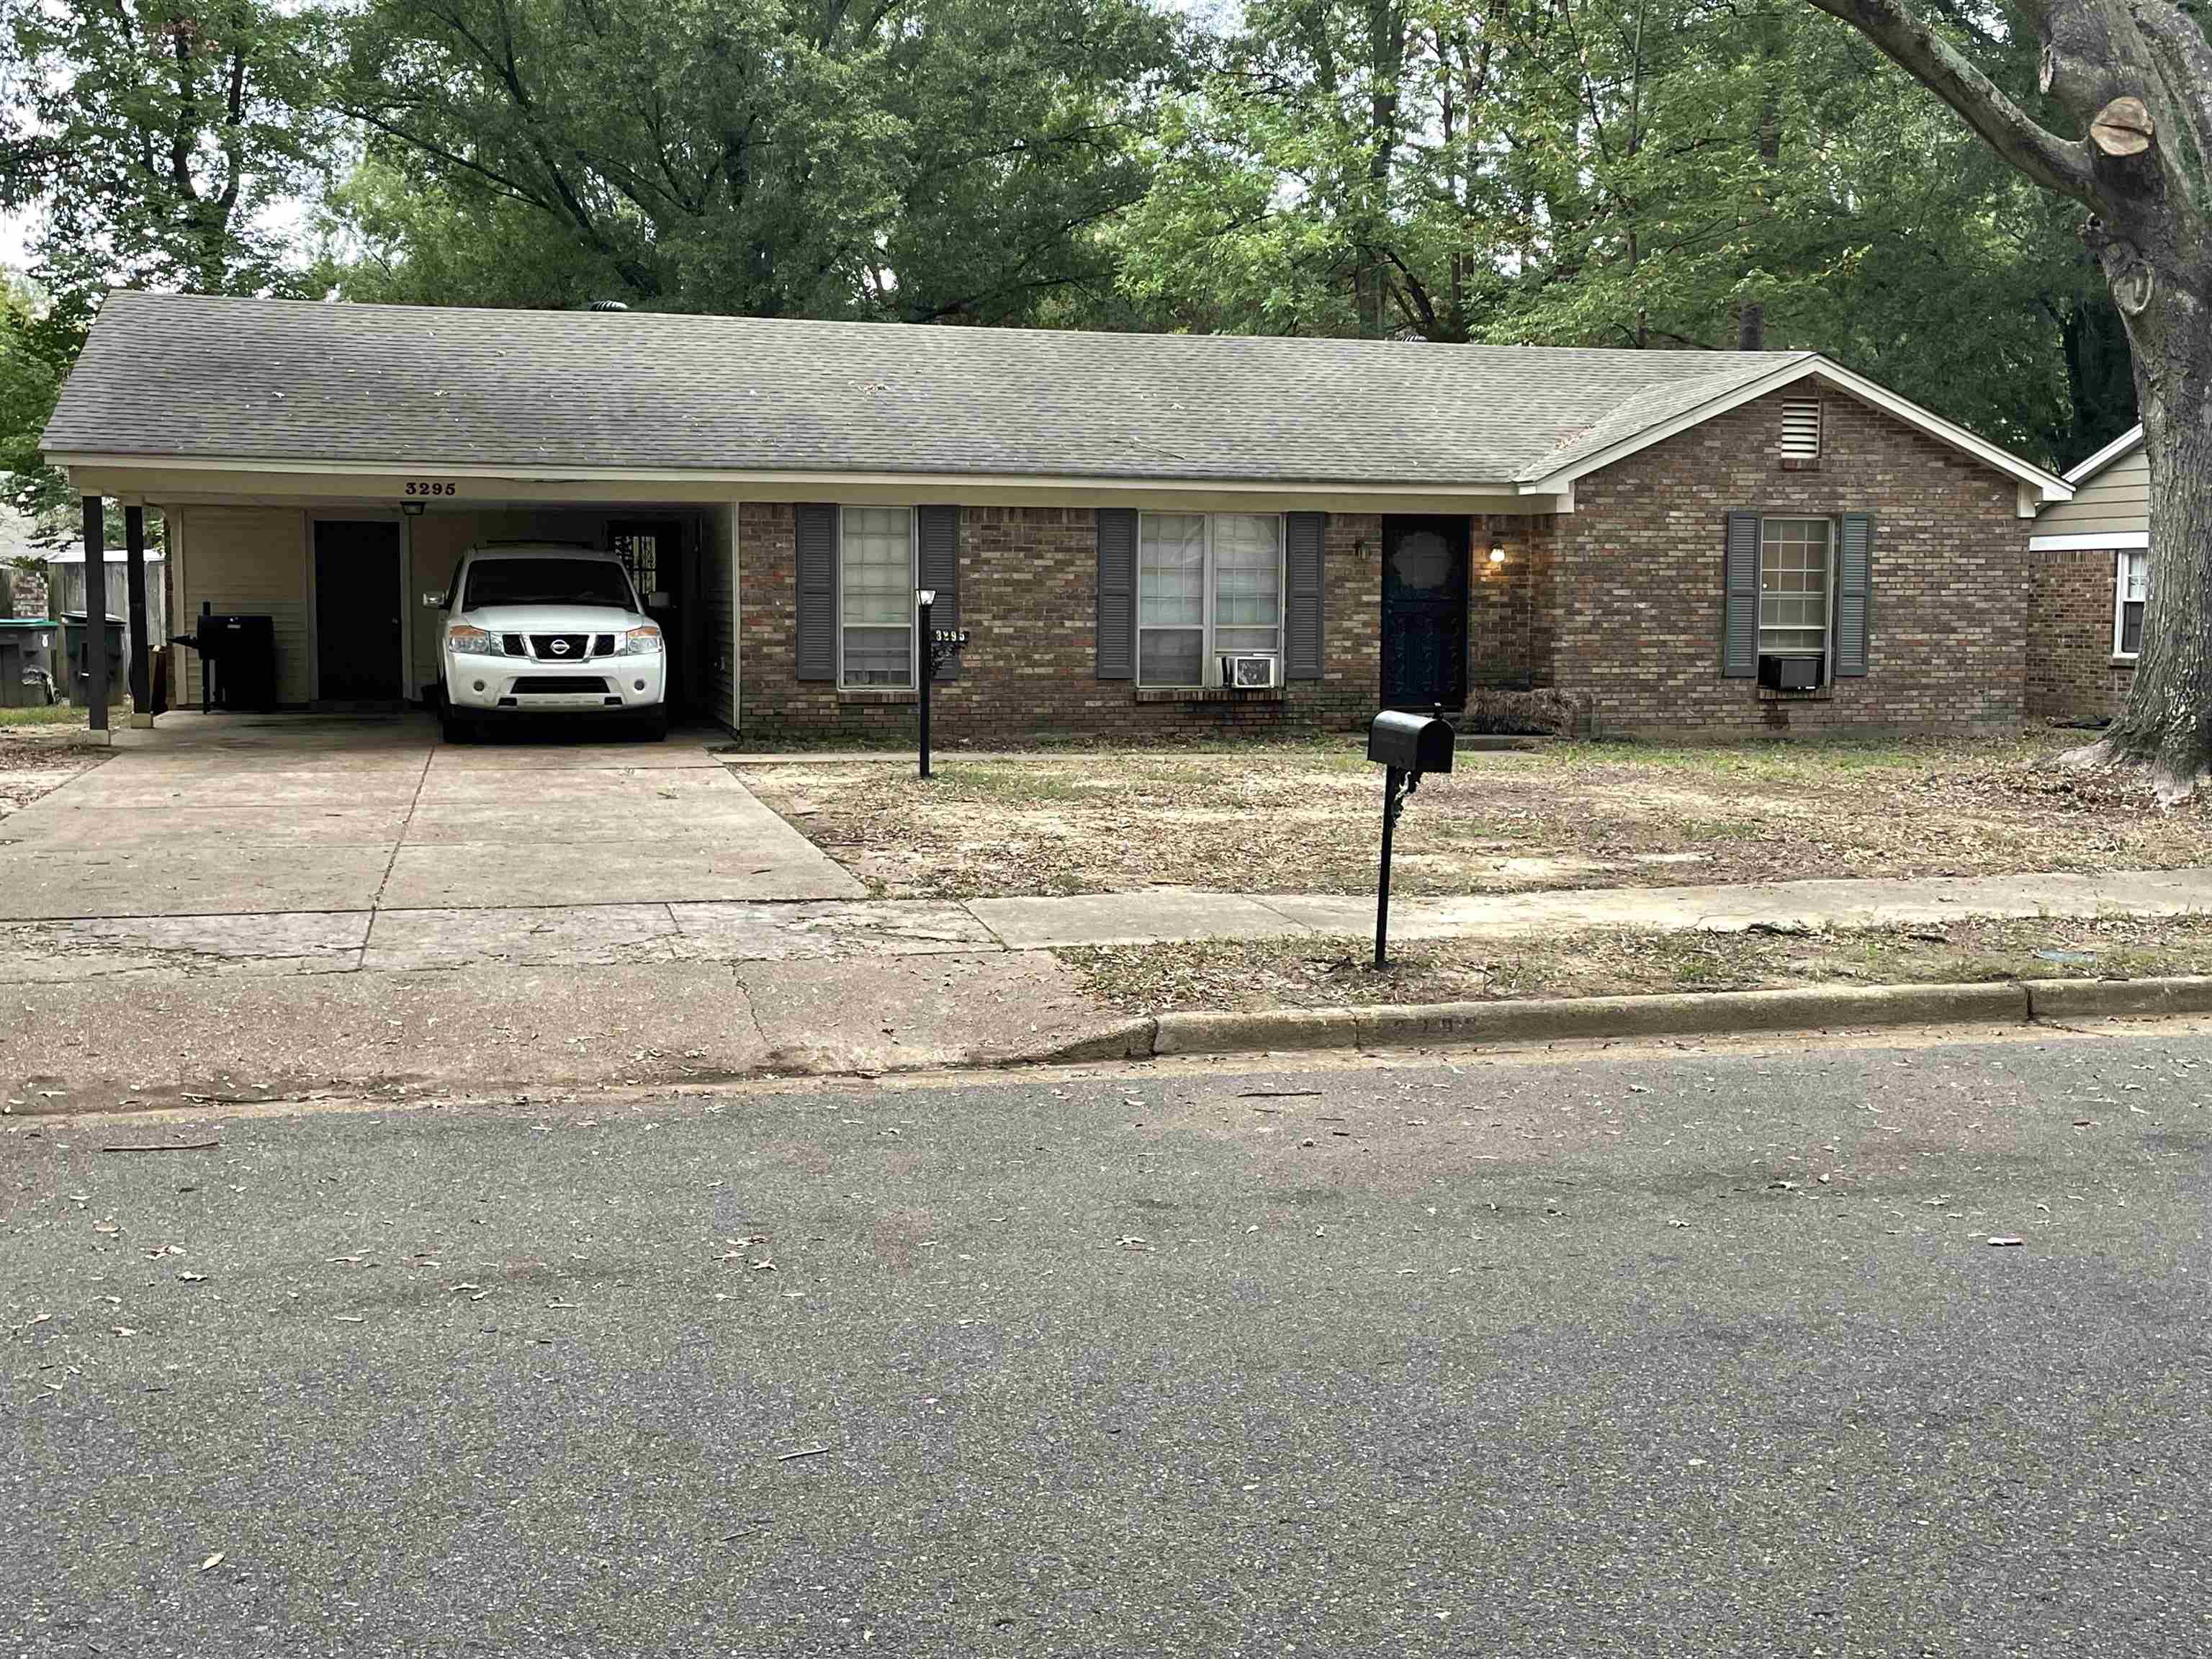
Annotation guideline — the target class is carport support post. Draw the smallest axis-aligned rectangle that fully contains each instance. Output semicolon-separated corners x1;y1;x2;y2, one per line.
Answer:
79;495;107;734
124;503;150;727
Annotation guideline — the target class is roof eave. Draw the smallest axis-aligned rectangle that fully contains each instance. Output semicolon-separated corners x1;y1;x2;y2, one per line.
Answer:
2060;423;2143;487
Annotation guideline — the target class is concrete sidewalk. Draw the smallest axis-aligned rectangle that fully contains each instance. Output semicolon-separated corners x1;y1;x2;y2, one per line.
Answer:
6;866;2206;1111
4;866;2208;983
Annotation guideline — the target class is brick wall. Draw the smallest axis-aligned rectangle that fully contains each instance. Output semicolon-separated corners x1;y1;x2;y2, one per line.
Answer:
726;388;2033;745
1532;387;2028;737
1467;515;1547;688
735;503;1384;742
2026;547;2133;721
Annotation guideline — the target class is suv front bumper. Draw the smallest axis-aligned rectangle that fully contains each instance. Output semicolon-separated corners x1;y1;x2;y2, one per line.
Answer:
446;652;665;713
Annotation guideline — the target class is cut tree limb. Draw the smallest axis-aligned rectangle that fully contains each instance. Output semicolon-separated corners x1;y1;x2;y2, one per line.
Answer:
2090;95;2154;156
1803;0;2099;204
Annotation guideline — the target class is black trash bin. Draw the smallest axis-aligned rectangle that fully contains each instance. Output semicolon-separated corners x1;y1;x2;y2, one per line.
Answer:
60;611;125;710
174;611;277;712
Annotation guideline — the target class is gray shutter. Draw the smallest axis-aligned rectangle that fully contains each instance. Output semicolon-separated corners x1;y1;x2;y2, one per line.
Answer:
1835;513;1873;677
1722;510;1761;678
795;503;837;682
1096;508;1136;680
1284;511;1325;680
917;505;961;682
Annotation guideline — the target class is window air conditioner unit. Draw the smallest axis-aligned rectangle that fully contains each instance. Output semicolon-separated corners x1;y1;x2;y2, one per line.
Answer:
1223;654;1279;689
1758;653;1823;691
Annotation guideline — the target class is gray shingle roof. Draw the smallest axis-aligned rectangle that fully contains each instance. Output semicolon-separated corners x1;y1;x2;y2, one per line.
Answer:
46;291;1817;487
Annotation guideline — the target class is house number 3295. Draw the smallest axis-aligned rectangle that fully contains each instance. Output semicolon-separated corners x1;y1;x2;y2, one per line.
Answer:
404;480;457;496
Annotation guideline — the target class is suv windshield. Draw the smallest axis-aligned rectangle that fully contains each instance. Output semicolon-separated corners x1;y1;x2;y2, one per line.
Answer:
464;558;635;610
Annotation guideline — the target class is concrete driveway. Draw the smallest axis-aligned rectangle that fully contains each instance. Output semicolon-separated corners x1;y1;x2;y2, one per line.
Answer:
0;711;862;920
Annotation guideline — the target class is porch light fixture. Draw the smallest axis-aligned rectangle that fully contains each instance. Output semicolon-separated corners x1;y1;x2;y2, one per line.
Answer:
916;588;938;607
1488;544;1506;564
401;502;425;516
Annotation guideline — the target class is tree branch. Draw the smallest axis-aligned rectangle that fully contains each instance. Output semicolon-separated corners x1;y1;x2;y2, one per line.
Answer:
1802;0;2100;206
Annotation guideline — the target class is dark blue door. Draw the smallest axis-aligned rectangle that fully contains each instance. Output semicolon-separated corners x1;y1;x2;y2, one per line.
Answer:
1380;516;1467;709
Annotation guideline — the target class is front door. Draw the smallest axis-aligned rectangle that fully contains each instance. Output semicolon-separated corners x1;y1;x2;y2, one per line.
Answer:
1380;515;1469;709
313;520;403;701
610;519;685;710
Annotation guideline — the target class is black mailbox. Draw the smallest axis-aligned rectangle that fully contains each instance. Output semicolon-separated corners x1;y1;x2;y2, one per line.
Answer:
1367;709;1455;775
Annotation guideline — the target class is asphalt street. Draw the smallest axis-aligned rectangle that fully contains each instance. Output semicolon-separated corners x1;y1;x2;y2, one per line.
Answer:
5;1028;2209;1657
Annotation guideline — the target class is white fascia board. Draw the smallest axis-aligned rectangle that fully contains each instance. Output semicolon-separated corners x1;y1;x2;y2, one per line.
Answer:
1514;356;2075;506
49;451;1524;505
2062;423;2143;486
2029;529;2149;551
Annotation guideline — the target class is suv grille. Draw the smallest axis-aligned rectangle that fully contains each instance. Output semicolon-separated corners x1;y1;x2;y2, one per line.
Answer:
529;633;592;661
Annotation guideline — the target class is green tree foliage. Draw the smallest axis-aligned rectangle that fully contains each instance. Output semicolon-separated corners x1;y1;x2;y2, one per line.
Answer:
0;0;328;294
0;0;328;529
1117;0;2133;466
0;272;82;537
325;0;1181;325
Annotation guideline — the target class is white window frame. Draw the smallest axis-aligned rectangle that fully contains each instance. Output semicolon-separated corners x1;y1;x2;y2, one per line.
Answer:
2113;547;2149;660
1757;515;1835;667
1135;511;1287;689
835;504;918;691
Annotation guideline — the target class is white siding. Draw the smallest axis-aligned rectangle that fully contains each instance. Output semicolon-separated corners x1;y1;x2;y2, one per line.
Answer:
175;507;310;705
2038;447;2149;540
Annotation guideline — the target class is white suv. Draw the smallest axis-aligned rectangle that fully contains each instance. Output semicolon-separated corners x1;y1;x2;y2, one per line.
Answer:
437;545;667;741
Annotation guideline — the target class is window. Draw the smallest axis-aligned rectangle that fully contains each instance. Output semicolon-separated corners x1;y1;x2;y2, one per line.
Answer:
840;506;914;688
1781;400;1822;462
1759;518;1832;656
1137;512;1284;687
2115;549;2148;658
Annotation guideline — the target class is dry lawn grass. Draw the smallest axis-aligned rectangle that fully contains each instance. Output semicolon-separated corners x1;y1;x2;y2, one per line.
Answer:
1058;912;2212;1015
736;729;2204;901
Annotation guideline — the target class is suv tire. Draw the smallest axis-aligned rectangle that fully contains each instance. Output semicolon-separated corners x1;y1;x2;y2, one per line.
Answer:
438;691;475;745
637;706;670;742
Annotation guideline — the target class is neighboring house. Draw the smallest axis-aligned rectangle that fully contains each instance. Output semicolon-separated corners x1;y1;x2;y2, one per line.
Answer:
40;292;2070;738
2028;424;2146;723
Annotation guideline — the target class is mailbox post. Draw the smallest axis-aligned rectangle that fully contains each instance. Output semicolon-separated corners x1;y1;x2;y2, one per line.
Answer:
914;590;969;779
1367;706;1455;968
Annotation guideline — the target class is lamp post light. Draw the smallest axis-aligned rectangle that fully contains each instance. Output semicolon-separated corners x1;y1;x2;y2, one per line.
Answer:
916;588;937;778
913;589;968;779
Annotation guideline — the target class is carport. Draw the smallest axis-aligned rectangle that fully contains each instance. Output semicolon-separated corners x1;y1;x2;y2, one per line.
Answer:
53;493;735;728
42;293;747;732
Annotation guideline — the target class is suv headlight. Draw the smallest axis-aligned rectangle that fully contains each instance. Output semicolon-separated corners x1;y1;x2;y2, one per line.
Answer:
446;625;505;657
617;624;664;656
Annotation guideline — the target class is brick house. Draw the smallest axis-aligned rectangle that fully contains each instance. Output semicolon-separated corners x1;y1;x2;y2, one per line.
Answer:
42;292;2069;741
2027;425;2146;724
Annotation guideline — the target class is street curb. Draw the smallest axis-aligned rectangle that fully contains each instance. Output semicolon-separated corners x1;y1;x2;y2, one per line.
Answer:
2025;975;2212;1021
1017;976;2212;1065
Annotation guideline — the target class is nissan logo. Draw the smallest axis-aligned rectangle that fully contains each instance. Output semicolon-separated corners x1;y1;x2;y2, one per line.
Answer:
549;639;570;656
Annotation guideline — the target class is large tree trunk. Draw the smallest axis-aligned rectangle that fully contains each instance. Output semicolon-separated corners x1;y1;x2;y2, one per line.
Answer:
2066;262;2212;796
1801;0;2212;797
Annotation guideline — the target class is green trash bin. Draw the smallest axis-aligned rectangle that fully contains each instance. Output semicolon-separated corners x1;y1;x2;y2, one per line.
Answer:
0;618;58;708
60;611;124;709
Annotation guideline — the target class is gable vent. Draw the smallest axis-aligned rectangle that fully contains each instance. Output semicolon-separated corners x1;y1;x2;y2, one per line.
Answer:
1781;399;1822;462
